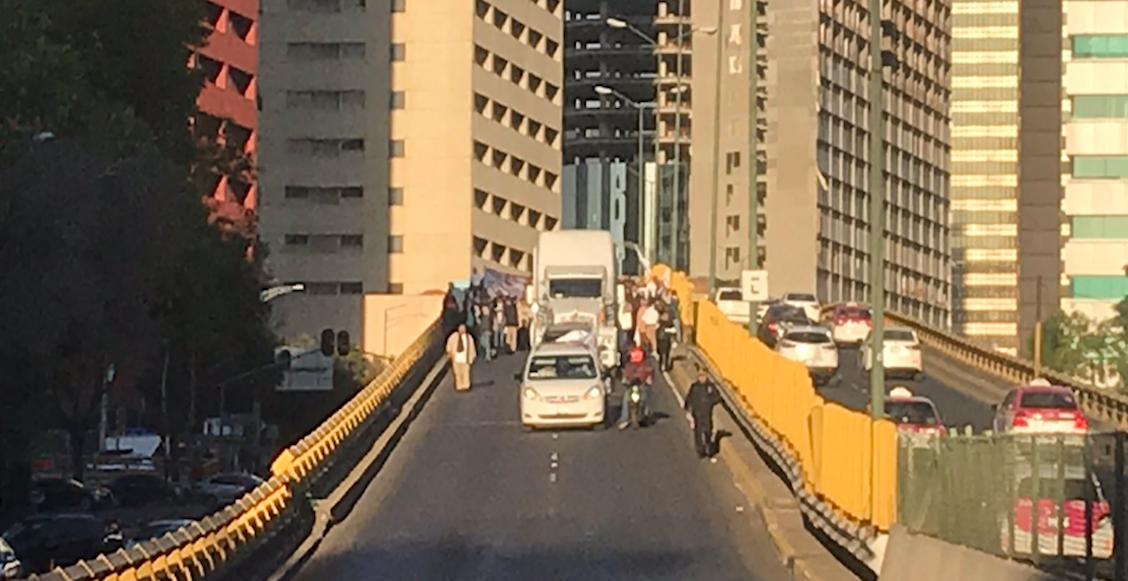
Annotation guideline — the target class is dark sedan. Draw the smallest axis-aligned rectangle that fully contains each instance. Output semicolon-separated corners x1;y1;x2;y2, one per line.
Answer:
757;304;812;348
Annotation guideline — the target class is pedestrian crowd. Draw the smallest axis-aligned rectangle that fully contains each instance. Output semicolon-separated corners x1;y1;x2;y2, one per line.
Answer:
441;281;532;391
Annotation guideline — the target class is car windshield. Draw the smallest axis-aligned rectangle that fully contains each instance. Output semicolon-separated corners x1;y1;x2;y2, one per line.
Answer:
885;401;938;425
788;294;817;302
1021;391;1077;409
840;307;871;319
884;329;916;342
1018;477;1095;501
718;290;742;301
526;355;599;380
548;278;601;298
786;331;831;344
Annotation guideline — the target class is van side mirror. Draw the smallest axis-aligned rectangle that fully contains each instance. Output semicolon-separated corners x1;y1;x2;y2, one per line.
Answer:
513;372;523;381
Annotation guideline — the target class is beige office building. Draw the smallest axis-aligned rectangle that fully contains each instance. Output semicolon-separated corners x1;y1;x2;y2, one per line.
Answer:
258;0;563;339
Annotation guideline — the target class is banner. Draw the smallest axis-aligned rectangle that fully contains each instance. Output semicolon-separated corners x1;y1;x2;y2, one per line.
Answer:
476;268;530;300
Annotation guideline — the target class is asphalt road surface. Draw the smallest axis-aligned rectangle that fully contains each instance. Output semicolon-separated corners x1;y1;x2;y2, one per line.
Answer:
820;344;996;431
290;351;792;581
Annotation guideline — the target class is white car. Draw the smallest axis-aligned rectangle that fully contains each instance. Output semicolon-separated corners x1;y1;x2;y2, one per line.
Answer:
829;302;872;346
776;325;839;385
518;342;607;430
194;472;264;506
781;292;821;322
860;326;923;379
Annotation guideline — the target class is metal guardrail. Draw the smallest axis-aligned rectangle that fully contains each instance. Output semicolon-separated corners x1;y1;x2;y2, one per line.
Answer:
29;319;441;581
819;303;1128;431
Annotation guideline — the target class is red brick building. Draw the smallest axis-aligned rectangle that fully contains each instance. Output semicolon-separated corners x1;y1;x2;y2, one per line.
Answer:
194;0;258;235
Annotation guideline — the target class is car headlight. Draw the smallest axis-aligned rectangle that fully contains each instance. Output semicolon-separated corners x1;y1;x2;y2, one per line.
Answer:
523;387;540;400
585;386;602;399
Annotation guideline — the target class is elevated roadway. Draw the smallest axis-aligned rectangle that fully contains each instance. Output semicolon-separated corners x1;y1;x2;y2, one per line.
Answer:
288;352;794;581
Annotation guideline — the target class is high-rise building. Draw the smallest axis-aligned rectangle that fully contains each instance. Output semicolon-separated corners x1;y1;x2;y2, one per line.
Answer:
258;0;563;339
1061;0;1128;322
687;0;766;283
563;1;695;270
196;0;259;233
690;0;956;324
948;0;1062;353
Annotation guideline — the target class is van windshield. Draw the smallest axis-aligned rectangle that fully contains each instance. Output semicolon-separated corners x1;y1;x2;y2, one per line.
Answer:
527;355;599;380
549;278;601;298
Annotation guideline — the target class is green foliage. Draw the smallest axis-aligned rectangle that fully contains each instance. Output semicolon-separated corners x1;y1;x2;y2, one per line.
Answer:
1031;311;1127;388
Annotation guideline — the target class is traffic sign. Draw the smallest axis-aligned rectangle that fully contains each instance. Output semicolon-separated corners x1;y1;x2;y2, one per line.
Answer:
740;270;769;302
275;347;334;392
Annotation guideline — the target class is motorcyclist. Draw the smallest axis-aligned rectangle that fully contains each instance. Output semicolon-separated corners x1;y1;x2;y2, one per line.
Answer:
618;344;654;430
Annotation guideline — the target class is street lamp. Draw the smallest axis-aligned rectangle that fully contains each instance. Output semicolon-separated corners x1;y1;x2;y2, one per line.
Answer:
260;283;305;303
595;85;656;265
604;17;716;269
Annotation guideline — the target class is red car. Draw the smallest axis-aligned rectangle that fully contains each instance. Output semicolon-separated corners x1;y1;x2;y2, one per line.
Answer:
992;383;1088;435
1001;465;1113;558
830;302;872;346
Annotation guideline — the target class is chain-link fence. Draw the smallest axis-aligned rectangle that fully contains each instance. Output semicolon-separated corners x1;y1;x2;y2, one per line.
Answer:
898;431;1128;580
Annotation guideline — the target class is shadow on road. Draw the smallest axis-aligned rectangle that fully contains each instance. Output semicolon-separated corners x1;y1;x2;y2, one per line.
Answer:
295;533;703;581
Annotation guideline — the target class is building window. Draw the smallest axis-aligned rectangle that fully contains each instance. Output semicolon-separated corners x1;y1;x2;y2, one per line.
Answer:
391;0;406;11
389;187;405;205
340;282;364;294
342;139;365;152
390;91;406;109
308;282;339;295
389;235;404;253
388;283;405;294
1070;216;1128;239
284;234;310;245
287;42;365;61
1072;95;1128;119
391;43;406;62
285;186;310;199
341;186;364;198
1072;35;1128;59
340;234;364;247
1072;156;1128;179
390;140;406;157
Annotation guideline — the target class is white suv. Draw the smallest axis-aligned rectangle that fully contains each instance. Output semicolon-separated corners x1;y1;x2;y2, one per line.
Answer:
860;326;923;380
781;292;822;322
776;325;840;386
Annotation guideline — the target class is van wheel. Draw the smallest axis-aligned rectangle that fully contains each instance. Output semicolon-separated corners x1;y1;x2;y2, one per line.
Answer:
521;424;535;433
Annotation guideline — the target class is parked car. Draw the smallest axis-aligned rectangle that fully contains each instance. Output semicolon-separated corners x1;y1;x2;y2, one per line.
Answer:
757;304;812;348
2;514;122;576
194;473;264;507
882;387;945;436
829;302;872;346
126;519;197;550
992;382;1089;435
781;292;821;322
776;325;839;386
859;326;924;380
29;477;114;513
106;474;181;508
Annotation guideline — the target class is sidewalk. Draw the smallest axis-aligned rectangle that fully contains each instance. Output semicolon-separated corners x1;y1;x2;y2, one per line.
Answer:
664;351;861;581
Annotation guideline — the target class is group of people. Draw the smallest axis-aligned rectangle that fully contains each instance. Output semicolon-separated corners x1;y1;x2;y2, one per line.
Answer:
441;274;722;458
442;282;532;391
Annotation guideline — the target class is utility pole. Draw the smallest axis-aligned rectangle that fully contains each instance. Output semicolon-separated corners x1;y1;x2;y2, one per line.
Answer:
867;0;886;420
708;3;726;295
671;0;686;270
747;0;760;338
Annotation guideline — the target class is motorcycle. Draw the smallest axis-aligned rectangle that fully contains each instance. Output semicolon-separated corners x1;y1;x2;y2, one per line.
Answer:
625;380;646;429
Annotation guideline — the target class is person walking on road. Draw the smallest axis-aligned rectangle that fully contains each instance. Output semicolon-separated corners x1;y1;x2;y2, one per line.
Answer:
441;283;461;336
685;367;722;458
656;311;674;372
446;324;477;392
503;298;519;354
476;304;493;362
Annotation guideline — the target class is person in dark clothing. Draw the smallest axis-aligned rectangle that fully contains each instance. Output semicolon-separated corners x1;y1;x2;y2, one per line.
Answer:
503;298;519;354
685;367;723;458
441;284;461;335
656;311;674;372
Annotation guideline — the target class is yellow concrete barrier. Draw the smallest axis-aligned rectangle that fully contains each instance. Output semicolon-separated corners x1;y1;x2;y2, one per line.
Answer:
672;270;897;531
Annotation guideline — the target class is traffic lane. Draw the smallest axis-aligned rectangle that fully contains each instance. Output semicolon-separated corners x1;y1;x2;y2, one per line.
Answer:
824;346;995;432
290;352;790;581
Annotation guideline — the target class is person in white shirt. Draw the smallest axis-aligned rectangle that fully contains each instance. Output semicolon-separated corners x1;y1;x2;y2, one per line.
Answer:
445;324;477;391
641;301;660;353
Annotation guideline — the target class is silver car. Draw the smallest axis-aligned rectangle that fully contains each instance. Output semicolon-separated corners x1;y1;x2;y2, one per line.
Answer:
517;342;607;430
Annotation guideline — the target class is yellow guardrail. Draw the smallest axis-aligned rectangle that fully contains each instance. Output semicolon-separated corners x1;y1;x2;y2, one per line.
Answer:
657;268;897;533
819;303;1128;430
31;319;441;581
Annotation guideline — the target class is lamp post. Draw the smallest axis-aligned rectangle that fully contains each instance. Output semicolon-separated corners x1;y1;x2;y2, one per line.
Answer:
595;85;656;264
707;5;726;296
606;17;716;268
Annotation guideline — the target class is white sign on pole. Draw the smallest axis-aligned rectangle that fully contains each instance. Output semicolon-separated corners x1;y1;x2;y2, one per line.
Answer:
275;347;334;392
740;270;769;302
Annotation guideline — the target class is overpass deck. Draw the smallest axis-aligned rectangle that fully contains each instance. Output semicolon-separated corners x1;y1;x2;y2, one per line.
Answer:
290;352;792;581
